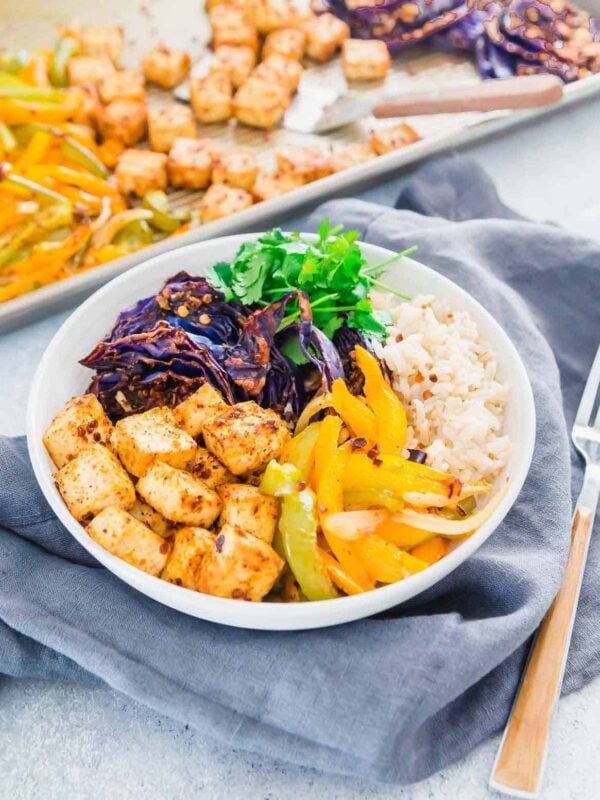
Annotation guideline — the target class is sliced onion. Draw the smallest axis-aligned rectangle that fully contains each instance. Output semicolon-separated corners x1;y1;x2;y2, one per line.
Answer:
322;509;388;541
91;208;153;248
295;392;332;434
90;196;112;233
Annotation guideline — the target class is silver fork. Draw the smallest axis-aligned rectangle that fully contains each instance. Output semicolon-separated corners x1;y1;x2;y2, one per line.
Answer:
490;343;600;799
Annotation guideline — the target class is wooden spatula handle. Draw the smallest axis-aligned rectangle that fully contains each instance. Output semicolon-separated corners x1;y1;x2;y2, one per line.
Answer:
373;74;563;117
490;505;594;798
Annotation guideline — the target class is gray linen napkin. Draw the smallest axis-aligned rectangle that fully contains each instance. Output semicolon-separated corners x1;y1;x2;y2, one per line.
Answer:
1;156;598;784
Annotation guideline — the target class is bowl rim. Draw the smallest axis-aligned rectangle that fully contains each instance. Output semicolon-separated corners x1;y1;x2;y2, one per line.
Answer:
26;232;536;630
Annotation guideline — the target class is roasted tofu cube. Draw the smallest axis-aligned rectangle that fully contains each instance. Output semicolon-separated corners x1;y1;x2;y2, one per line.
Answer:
88;506;170;575
276;145;332;183
115;148;168;196
113;406;197;477
43;394;114;469
199;183;254;224
167;137;213;190
263;27;306;60
370;122;420;155
190;70;232;123
233;78;289;128
342;39;391;81
304;12;350;62
56;444;135;523
129;499;173;537
330;142;375;172
202;401;290;475
210;5;259;51
191;446;234;488
195;523;283;600
213;44;256;88
148;104;196;154
251;169;303;201
173;383;228;437
251;53;303;92
142;44;191;89
79;26;124;64
137;461;222;526
98;99;147;146
68;55;116;86
212;147;258;191
218;484;278;543
67;84;102;127
98;69;146;104
161;526;214;588
245;0;301;34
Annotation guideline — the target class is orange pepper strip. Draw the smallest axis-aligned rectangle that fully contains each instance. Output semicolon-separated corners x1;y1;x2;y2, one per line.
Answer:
375;518;434;549
0;95;81;125
355;346;407;456
318;548;366;596
26;166;116;197
411;537;448;565
331;378;377;442
354;535;429;584
344;452;452;497
5;224;91;278
14;130;53;169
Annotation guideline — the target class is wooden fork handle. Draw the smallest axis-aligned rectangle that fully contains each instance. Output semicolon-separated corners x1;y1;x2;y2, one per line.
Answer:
490;504;594;798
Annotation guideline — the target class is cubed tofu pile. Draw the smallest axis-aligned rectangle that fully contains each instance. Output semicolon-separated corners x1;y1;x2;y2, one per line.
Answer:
44;384;290;601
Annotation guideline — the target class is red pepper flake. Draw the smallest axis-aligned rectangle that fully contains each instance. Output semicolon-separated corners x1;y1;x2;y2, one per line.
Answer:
76;425;85;437
366;445;380;460
429;373;438;382
296;481;307;491
414;371;424;384
159;541;170;554
351;437;367;451
422;389;433;400
395;333;404;342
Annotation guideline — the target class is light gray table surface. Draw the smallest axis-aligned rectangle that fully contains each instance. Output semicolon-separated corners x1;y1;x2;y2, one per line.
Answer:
2;98;600;800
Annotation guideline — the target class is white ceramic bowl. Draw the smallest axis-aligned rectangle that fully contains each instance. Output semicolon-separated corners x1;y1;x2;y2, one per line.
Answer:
27;234;535;630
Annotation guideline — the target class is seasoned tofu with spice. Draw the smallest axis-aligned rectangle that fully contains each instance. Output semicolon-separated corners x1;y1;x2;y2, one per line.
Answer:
191;446;235;488
161;527;214;589
210;5;259;52
142;44;191;89
252;53;303;92
113;406;197;477
190;71;233;123
98;69;146;104
342;39;391;81
43;393;114;469
251;169;303;201
137;461;222;527
173;383;228;438
218;483;278;544
303;12;350;62
88;506;171;576
167;137;213;190
79;26;124;64
202;400;290;476
148;104;196;154
68;84;103;128
213;44;256;88
245;0;302;35
199;183;254;224
98;99;147;146
129;499;173;538
115;148;168;196
195;523;283;600
370;122;420;155
56;444;135;523
263;27;305;60
67;54;116;86
330;142;375;172
276;145;332;183
212;147;258;191
233;78;289;128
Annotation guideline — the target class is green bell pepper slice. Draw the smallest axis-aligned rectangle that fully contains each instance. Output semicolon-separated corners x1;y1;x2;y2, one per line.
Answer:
49;37;78;88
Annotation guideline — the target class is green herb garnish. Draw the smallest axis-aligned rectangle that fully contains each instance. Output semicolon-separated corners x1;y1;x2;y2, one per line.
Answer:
204;219;416;341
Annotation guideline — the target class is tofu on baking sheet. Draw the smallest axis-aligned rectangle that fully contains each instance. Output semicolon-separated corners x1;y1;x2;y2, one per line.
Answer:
98;100;147;146
209;5;259;52
214;44;256;88
245;0;302;35
56;444;135;523
233;78;289;129
251;53;303;93
263;27;306;60
67;55;116;86
173;383;227;438
78;26;124;64
137;461;222;527
43;393;114;469
212;147;258;191
202;401;290;476
276;145;332;183
190;71;233;123
67;84;102;128
199;183;254;224
191;446;235;488
148;104;196;154
115;149;168;196
167;137;213;190
142;44;191;89
370;122;420;155
330;142;376;173
342;39;391;81
129;498;173;538
251;169;304;201
161;527;214;589
98;69;146;104
218;483;278;544
195;523;283;601
113;406;197;477
303;12;350;62
88;506;171;576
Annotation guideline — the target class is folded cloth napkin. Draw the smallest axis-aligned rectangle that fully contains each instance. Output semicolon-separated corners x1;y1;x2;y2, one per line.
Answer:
1;156;599;784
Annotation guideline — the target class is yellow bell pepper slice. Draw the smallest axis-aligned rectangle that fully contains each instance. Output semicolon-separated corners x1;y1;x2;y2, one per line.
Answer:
344;452;453;497
14;130;52;169
375;519;434;549
331;377;377;442
354;346;407;456
354;535;429;584
279;422;321;483
318;548;367;596
411;536;448;564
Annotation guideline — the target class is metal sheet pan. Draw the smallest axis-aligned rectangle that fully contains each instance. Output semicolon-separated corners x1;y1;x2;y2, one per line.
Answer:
2;0;599;331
